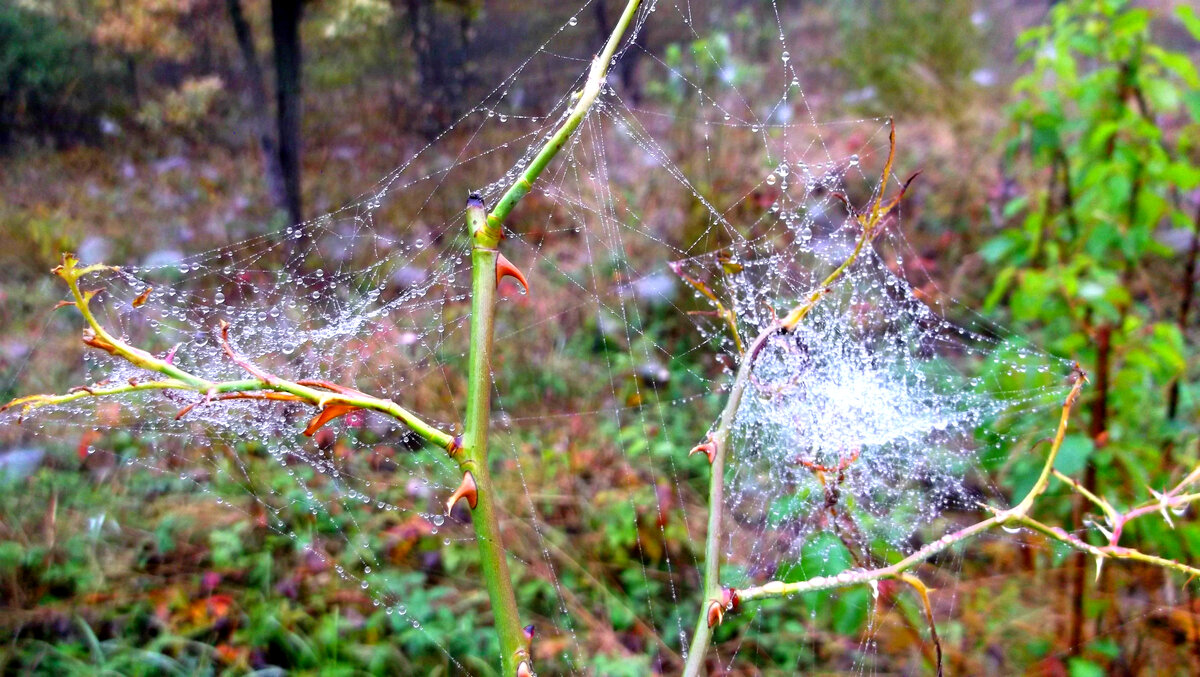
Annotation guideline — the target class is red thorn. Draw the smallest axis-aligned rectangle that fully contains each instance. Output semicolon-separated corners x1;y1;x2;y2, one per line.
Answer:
447;435;463;457
689;437;717;464
54;300;75;310
304;403;362;436
164;343;182;365
706;600;724;628
496;253;529;295
446;471;478;513
81;329;118;355
523;624;536;643
707;587;736;628
516;661;534;677
132;286;153;308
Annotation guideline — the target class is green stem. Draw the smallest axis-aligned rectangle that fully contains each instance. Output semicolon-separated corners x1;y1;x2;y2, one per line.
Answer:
484;0;643;241
459;199;527;674
683;329;771;676
453;3;643;671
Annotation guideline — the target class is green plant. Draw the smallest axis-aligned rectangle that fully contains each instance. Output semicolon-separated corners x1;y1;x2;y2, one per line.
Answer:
986;0;1200;648
5;1;1200;675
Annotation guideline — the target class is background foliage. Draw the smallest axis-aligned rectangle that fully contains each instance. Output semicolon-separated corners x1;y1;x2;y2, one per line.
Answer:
2;0;1200;674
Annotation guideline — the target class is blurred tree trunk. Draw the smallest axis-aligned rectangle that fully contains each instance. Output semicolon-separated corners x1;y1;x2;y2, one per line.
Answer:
225;0;288;219
401;0;477;134
271;0;305;228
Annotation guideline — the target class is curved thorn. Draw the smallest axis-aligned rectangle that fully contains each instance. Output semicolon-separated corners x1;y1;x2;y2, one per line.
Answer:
304;403;362;437
496;253;529;295
446;471;479;514
516;661;534;677
706;600;724;628
689;438;717;464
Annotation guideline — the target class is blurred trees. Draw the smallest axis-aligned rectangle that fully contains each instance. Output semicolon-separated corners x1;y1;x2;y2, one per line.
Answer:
988;0;1200;655
0;2;117;147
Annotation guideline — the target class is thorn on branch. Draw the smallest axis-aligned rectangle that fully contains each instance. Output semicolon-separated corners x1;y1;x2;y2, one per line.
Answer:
132;287;153;308
304;403;363;436
496;253;529;295
82;329;119;355
706;587;737;628
446;471;479;514
689;435;717;464
516;661;534;677
175;391;303;420
217;320;280;385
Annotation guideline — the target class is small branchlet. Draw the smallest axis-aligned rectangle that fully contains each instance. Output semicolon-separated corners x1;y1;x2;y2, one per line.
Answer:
3;254;455;454
670;259;745;354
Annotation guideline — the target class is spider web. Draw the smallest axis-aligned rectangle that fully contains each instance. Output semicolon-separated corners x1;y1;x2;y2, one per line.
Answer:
2;0;1077;673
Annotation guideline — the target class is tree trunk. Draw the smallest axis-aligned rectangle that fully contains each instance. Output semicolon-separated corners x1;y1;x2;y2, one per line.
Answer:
271;0;304;229
225;0;288;219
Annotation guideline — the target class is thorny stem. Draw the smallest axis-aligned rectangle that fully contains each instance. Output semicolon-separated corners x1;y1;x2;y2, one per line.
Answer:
6;3;647;673
456;198;527;674
455;2;644;674
722;371;1200;661
482;0;644;245
2;255;456;450
684;120;915;676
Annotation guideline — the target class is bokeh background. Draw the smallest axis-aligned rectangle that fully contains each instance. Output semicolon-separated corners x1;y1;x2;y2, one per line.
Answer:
2;0;1200;674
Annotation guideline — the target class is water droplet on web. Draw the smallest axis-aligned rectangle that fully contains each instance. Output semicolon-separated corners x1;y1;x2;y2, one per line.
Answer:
568;16;578;26
432;514;445;526
781;51;790;62
765;174;777;186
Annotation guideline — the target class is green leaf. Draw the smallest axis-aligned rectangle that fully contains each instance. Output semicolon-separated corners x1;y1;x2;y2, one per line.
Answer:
1054;434;1094;476
832;587;870;635
1148;47;1200;88
1068;658;1106;677
984;265;1017;313
797;532;852;580
1177;5;1200;43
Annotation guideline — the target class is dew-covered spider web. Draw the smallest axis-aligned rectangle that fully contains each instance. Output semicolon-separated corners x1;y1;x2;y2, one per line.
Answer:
3;0;1082;673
